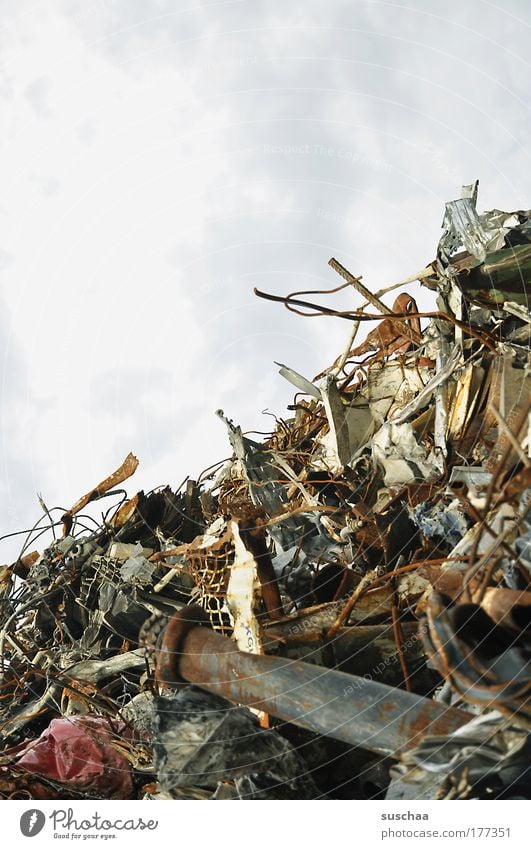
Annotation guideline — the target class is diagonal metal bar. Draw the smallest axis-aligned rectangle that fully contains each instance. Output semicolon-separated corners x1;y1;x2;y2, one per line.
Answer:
156;608;472;757
328;257;423;345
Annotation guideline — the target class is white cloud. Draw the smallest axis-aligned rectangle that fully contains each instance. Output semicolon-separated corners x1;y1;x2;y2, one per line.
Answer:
0;0;529;559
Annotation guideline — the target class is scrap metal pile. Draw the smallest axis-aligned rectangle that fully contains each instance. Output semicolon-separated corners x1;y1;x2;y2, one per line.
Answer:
1;182;530;801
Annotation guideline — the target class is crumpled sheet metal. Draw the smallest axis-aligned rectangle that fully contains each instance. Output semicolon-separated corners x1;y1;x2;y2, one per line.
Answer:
438;180;530;267
437;183;531;313
154;686;318;799
365;358;434;425
216;408;318;552
388;712;531;800
439;195;494;265
372;422;444;486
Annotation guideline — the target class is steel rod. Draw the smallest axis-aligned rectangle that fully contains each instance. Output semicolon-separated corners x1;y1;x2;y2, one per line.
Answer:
158;616;472;757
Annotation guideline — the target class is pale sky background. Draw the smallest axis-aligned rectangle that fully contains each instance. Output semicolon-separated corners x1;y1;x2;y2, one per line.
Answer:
1;0;529;560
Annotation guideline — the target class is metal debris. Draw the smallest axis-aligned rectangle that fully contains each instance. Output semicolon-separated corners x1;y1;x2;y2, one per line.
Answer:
1;182;530;800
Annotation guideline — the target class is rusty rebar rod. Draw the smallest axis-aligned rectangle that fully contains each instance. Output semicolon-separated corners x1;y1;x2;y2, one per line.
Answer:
156;608;471;757
328;258;423;345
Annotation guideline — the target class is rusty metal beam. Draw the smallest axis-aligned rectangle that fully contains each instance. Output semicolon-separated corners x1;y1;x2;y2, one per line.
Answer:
156;608;472;757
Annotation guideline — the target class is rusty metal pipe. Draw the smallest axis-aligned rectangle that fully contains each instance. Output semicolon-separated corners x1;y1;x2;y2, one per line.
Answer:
157;614;472;757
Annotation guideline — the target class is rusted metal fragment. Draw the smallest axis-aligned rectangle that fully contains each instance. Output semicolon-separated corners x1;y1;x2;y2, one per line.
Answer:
277;622;435;694
109;493;140;529
328;258;422;346
423;593;531;728
480;587;531;631
61;452;139;534
11;550;40;579
266;586;394;639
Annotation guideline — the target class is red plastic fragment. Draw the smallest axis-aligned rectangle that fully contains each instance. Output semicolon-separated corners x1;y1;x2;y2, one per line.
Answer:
12;716;132;798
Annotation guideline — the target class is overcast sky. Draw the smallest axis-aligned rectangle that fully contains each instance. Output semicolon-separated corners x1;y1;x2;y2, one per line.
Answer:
1;0;529;559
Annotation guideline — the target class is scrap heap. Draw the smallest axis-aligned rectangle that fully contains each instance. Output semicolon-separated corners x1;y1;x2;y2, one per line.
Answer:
1;182;530;801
